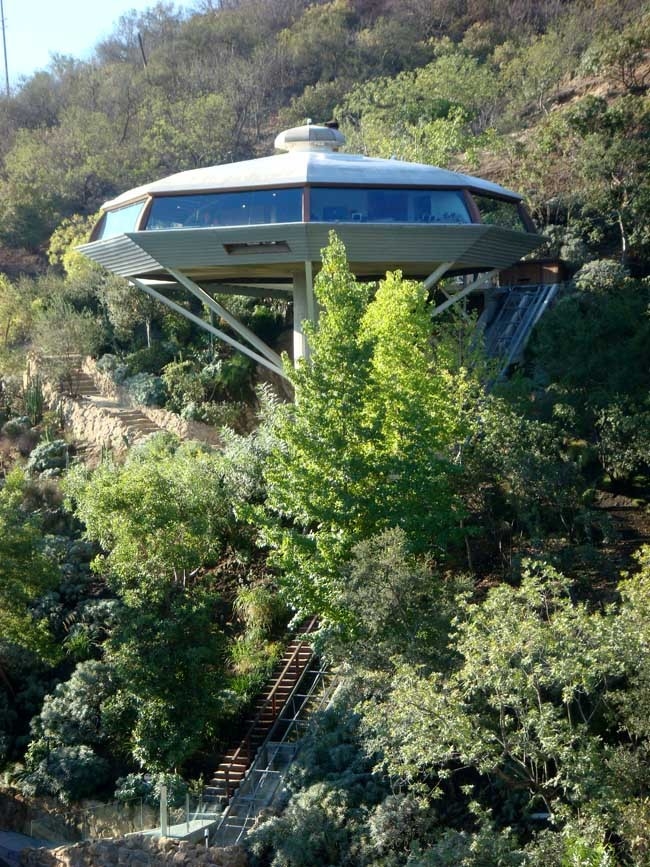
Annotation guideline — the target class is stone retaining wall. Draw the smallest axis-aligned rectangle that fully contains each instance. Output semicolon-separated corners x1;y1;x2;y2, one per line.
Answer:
20;837;247;867
81;359;222;447
41;382;135;454
0;789;82;848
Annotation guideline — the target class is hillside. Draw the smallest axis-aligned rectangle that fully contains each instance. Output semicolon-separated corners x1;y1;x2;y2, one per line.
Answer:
1;2;650;865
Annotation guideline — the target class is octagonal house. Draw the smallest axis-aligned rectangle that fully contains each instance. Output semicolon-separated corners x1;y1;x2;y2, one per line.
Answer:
79;124;544;380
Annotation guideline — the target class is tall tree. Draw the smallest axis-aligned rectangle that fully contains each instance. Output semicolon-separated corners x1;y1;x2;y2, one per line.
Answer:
0;470;59;659
261;234;476;620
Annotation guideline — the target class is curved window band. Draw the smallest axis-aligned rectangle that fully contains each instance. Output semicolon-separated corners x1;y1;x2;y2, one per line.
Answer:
97;187;531;237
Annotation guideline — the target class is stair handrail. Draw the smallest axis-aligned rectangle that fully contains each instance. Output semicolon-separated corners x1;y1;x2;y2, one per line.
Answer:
483;286;535;355
503;283;559;368
214;656;334;845
220;616;318;796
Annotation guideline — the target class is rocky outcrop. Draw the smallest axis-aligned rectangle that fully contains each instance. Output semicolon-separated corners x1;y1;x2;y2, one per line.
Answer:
0;789;29;834
20;836;247;867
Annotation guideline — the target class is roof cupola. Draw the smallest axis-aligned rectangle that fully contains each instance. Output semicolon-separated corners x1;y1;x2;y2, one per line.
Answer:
274;123;346;153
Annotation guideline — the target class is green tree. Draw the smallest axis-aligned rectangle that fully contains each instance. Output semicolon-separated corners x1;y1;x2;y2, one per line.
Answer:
362;562;622;840
339;48;498;164
581;14;650;94
261;235;476;621
64;435;232;604
64;434;260;770
0;274;38;354
0;470;59;659
566;95;650;263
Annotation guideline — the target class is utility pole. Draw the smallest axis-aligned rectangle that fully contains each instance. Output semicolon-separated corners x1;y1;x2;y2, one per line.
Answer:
0;0;8;97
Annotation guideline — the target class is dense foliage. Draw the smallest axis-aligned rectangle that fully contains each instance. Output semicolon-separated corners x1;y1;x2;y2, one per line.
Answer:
1;1;650;863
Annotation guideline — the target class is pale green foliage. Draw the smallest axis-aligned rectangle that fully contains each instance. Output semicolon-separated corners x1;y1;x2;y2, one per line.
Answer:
123;372;166;406
25;439;70;476
64;434;228;603
277;0;358;88
47;213;99;281
499;29;575;118
0;274;38;353
140;91;243;173
1;107;130;244
362;562;621;809
573;259;629;295
339;46;499;164
0;469;59;658
262;235;475;619
581;14;650;93
20;743;110;803
613;546;650;741
44;661;110;738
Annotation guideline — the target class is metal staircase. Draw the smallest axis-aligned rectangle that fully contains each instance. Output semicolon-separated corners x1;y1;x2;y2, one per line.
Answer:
204;618;319;809
212;653;332;845
481;283;560;377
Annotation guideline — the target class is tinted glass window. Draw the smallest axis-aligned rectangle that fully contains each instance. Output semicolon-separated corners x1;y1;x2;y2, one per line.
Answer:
146;188;303;229
472;195;527;231
309;187;471;224
98;201;146;238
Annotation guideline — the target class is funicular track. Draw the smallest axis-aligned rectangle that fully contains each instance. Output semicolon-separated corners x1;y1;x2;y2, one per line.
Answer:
481;282;561;377
205;617;320;808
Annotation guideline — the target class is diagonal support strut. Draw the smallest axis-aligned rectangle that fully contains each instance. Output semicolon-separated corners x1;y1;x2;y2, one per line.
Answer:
430;269;499;319
130;278;288;379
167;268;283;369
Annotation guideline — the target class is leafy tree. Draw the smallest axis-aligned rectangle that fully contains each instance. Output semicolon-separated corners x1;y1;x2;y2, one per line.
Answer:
339;48;499;163
64;434;231;604
574;96;650;264
581;13;650;94
277;0;360;94
63;432;273;771
361;561;622;845
261;235;476;621
527;262;650;480
498;28;576;120
0;469;59;659
0;274;37;354
0;106;130;245
31;295;103;393
328;528;465;672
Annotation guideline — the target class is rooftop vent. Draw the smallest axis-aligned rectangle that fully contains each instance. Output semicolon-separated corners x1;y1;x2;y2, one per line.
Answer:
274;124;346;154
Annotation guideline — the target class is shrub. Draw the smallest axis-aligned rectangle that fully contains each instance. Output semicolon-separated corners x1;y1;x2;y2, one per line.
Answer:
114;772;188;807
573;259;629;295
249;304;284;341
95;353;129;384
25;439;70;475
1;416;31;439
596;402;650;479
20;743;110;802
161;360;203;413
181;400;246;429
125;343;178;376
124;373;166;407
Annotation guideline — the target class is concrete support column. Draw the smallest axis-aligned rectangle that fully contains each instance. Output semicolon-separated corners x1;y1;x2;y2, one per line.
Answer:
292;262;316;362
160;785;168;837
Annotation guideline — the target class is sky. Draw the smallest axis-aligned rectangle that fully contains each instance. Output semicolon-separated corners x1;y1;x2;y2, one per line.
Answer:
1;0;189;86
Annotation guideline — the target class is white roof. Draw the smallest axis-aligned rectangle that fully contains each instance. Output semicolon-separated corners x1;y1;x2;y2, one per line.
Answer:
104;150;521;210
